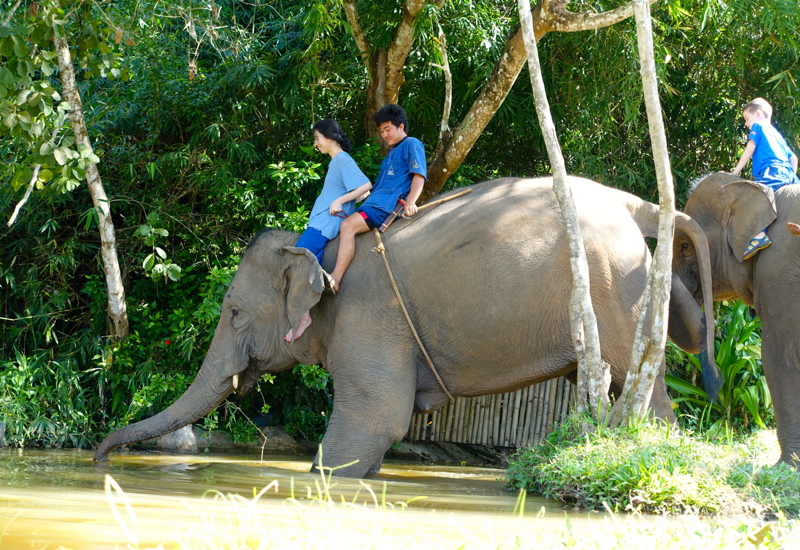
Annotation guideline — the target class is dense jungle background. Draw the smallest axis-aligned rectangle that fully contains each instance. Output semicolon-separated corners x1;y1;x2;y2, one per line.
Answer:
1;0;798;448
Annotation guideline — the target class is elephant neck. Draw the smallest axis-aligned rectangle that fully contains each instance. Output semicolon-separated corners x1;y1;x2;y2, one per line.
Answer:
725;257;755;306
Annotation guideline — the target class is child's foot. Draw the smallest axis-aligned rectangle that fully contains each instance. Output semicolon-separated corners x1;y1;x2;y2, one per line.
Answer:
285;311;312;342
788;222;800;236
743;233;772;260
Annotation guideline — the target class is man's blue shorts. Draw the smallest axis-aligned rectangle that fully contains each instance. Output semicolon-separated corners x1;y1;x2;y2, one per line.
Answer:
295;226;330;265
356;205;390;231
756;164;800;192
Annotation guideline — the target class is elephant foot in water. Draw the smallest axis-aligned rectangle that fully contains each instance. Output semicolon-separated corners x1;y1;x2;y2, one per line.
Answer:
285;311;312;342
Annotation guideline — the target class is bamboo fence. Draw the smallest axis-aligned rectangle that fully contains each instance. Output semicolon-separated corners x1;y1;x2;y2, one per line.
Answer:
405;377;574;447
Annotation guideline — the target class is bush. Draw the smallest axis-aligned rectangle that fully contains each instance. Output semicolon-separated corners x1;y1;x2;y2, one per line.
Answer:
505;413;800;517
666;301;773;435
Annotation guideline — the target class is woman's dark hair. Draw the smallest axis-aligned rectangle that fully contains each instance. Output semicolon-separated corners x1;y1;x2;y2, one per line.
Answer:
312;119;352;152
373;104;409;133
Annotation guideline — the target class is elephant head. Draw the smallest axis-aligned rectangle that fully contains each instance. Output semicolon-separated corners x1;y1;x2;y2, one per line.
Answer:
94;231;327;461
660;173;776;403
674;172;776;307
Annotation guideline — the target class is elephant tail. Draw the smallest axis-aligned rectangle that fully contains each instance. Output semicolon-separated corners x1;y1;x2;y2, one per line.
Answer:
698;350;721;403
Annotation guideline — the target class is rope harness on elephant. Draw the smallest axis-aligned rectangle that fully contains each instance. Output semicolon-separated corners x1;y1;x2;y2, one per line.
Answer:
371;228;455;402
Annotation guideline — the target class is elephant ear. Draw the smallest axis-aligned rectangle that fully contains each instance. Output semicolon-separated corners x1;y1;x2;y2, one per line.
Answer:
718;180;776;263
279;246;325;343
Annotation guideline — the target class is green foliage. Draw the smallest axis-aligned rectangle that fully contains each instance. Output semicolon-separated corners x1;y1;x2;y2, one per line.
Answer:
0;347;100;448
265;364;332;442
135;213;182;283
0;0;126;196
2;0;800;450
666;301;773;435
505;414;800;517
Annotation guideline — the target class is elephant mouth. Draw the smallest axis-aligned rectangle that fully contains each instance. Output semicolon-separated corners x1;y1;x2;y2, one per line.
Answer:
232;357;270;395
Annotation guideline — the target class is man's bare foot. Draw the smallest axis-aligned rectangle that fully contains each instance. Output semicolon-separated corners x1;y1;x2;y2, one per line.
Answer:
788;222;800;237
322;270;338;294
285;311;312;342
332;276;340;293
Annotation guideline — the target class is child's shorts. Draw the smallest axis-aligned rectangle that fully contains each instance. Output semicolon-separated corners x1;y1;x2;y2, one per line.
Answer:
756;163;800;192
356;206;391;231
295;226;330;265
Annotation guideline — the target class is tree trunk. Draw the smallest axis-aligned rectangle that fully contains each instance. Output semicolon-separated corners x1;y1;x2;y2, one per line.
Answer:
607;0;675;426
343;0;427;142
422;0;648;201
518;0;608;414
55;36;129;340
343;0;646;187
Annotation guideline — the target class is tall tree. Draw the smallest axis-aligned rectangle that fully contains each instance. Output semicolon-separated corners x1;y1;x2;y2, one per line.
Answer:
607;0;675;424
517;0;611;414
1;0;129;339
518;0;679;420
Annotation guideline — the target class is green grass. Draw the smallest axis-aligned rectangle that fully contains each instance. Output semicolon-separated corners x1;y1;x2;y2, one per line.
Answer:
505;413;800;517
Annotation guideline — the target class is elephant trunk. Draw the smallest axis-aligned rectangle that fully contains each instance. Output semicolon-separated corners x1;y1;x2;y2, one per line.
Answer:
674;213;721;401
94;358;234;461
625;194;721;400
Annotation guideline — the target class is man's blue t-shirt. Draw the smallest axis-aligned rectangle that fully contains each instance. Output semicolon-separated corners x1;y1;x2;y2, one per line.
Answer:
749;121;796;178
362;137;427;214
308;152;369;239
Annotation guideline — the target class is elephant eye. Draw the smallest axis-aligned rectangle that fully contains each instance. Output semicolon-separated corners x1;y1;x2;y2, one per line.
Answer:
232;309;239;317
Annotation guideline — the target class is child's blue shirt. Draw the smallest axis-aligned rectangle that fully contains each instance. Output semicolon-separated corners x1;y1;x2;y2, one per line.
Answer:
362;137;427;214
749;121;795;179
308;152;369;239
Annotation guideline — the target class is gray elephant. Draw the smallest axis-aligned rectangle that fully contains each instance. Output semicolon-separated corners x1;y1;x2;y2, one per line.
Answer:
664;172;800;467
95;176;717;477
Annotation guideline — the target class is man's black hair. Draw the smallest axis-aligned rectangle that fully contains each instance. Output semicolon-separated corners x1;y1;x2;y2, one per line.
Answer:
373;104;409;133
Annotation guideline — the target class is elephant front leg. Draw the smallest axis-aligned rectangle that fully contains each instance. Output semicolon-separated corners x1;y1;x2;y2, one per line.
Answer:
312;356;416;478
760;322;800;468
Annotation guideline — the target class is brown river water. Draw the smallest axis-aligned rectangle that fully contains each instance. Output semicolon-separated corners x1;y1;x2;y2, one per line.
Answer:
0;448;668;549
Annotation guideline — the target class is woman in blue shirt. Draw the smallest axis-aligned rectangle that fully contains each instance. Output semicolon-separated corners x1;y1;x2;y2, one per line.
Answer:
289;120;371;341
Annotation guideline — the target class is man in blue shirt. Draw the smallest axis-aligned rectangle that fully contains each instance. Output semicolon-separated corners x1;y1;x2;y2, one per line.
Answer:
329;104;427;291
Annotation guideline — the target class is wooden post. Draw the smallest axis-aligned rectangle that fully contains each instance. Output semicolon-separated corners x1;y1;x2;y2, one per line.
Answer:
456;397;466;441
521;385;536;447
492;394;502;445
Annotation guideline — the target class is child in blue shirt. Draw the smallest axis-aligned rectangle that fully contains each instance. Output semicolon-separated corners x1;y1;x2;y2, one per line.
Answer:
329;104;427;291
288;119;371;341
732;98;799;259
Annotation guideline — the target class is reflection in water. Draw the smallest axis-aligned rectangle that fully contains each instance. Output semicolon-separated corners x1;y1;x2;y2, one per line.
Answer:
0;449;615;549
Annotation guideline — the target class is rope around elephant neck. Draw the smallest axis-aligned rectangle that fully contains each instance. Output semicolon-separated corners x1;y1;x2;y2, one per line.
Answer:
371;228;455;402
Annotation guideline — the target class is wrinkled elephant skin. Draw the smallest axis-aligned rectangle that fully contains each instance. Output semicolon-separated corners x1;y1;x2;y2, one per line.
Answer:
96;177;689;477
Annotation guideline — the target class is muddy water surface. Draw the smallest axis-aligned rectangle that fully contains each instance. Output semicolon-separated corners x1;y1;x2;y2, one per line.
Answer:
0;449;619;549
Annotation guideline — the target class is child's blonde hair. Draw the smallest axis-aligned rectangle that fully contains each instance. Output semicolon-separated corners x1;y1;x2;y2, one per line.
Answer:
743;97;773;121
